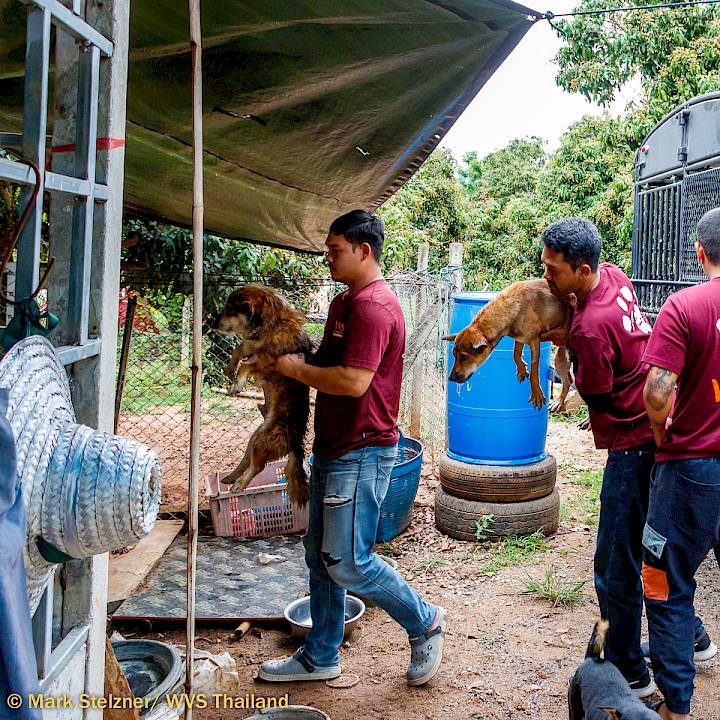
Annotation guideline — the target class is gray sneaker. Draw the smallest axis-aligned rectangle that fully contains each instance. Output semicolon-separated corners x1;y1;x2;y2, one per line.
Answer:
406;606;447;686
258;648;340;682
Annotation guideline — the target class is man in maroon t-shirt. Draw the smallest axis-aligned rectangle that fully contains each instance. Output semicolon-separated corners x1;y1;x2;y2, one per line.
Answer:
640;208;720;720
540;217;712;698
257;210;446;687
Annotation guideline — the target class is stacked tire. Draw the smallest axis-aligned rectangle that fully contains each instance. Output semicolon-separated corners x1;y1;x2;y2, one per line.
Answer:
435;454;560;542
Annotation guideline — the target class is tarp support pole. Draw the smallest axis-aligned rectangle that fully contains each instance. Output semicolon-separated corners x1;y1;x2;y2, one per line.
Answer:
185;0;203;715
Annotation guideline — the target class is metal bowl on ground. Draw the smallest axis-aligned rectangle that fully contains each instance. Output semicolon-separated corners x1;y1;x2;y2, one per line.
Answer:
284;596;365;640
245;707;330;720
111;639;183;714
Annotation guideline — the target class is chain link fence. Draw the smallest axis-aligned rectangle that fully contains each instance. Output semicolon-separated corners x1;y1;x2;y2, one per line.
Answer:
116;270;454;508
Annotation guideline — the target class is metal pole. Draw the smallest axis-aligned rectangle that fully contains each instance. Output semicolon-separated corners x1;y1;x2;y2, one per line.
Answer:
185;0;203;715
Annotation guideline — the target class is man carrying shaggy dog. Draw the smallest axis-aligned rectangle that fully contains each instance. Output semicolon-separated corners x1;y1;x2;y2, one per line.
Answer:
539;218;715;699
259;209;446;686
640;208;720;720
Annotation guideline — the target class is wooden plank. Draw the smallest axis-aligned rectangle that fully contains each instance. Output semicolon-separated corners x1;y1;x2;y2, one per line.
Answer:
108;520;183;602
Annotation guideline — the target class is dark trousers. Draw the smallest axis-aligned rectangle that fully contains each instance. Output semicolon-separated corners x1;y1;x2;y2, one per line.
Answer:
643;457;720;715
594;444;656;680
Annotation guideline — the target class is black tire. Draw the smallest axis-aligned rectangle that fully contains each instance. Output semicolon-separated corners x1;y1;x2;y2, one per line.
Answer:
438;454;557;503
434;486;560;541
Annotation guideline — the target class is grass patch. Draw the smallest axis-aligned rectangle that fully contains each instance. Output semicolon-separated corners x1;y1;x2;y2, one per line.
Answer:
563;469;603;526
550;403;589;424
524;568;586;609
206;398;237;419
378;542;396;557
454;547;482;564
480;531;550;576
475;514;496;542
412;558;448;575
305;322;325;337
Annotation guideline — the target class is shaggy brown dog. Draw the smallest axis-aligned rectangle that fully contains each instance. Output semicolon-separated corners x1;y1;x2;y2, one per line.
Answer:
217;284;311;506
444;279;573;410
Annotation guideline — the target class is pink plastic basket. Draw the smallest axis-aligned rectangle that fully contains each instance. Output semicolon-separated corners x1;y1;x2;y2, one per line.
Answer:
204;460;309;538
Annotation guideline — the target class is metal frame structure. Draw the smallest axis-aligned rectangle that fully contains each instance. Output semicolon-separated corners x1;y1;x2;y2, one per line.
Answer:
1;0;129;710
632;92;720;319
0;0;111;363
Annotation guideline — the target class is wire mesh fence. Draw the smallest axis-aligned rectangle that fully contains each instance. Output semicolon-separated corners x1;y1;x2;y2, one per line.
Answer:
116;270;454;508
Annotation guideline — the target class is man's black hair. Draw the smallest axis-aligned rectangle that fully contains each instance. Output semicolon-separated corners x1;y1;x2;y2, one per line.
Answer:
696;208;720;265
329;209;384;262
541;217;602;272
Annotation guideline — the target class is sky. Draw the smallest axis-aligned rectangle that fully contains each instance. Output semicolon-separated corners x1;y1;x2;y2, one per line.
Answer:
440;0;641;162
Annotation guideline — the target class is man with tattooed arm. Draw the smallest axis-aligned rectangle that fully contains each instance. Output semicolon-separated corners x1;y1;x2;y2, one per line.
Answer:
641;208;720;720
539;218;714;702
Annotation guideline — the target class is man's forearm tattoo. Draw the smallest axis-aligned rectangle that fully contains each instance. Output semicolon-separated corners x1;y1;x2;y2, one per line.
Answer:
646;367;675;410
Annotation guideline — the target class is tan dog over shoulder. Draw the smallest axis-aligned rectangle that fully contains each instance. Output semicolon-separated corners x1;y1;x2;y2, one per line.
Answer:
444;278;573;410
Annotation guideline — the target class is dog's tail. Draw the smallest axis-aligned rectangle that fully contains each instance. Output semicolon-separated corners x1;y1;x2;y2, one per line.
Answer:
585;619;609;659
285;448;309;507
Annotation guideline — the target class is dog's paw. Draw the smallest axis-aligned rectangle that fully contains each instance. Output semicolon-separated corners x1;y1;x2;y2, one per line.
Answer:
516;363;529;383
529;387;546;409
578;417;591;431
548;399;566;414
227;382;246;396
229;478;251;494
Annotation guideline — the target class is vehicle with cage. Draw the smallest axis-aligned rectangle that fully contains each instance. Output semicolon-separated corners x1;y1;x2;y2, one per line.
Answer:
632;92;720;319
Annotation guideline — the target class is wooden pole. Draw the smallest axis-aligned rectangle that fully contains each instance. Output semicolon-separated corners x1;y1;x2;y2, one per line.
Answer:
185;0;203;716
449;242;464;294
409;244;429;437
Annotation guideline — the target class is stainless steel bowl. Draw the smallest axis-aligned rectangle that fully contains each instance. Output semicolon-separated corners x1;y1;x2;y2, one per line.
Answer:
244;707;330;720
284;595;365;640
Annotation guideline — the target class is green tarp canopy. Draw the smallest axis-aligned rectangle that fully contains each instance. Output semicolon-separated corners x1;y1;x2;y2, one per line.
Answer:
0;1;535;252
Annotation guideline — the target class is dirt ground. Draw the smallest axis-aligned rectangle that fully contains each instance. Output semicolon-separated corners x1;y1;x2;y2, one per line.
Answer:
118;418;720;720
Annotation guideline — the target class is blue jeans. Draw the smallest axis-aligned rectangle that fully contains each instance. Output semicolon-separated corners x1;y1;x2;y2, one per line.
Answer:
303;445;436;667
595;444;656;681
643;458;720;715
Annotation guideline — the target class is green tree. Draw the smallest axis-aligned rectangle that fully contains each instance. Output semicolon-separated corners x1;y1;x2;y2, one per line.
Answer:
121;216;325;329
461;137;546;200
378;149;469;272
555;0;720;121
537;115;636;270
460;138;547;288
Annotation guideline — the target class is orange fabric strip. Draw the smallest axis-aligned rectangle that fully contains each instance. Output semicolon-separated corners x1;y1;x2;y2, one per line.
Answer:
712;378;720;403
642;562;670;601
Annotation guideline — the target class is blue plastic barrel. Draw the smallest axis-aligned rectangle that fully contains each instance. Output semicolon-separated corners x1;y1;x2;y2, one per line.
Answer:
447;292;552;466
308;435;423;543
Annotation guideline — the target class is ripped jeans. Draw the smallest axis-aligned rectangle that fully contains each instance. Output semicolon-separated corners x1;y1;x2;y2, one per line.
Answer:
303;445;437;667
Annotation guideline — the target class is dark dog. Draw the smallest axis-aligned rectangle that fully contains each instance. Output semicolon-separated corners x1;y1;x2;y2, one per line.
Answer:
568;620;659;720
444;278;573;409
217;284;311;506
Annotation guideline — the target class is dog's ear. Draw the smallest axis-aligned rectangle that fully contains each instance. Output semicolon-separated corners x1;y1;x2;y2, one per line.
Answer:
598;708;622;719
471;333;488;351
237;299;262;330
442;333;457;342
